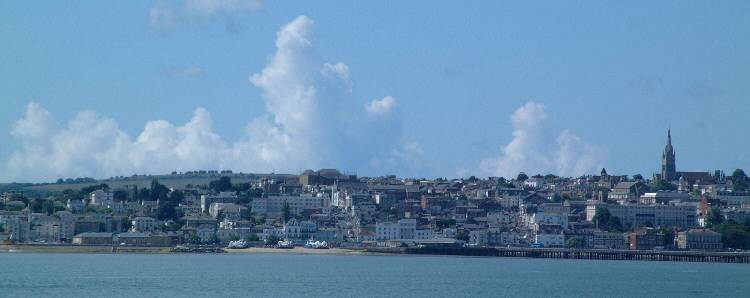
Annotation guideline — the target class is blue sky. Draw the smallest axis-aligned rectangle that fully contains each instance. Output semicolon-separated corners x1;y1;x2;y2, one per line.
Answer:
1;1;749;182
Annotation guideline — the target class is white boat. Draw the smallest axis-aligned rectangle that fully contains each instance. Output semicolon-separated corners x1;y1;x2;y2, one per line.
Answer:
276;240;295;249
305;240;329;249
227;240;249;249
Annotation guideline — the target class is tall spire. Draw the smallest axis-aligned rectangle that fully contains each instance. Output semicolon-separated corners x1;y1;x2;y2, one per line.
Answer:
661;129;676;181
668;128;672;146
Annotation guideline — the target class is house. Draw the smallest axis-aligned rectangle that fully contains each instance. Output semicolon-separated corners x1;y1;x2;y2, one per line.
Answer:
72;232;113;245
535;226;564;247
590;231;627;249
200;192;239;214
283;218;317;243
131;216;158;232
251;194;330;219
376;218;415;240
608;182;648;203
586;201;697;229
209;203;249;221
628;228;665;250
677;229;722;250
66;199;85;213
89;190;114;207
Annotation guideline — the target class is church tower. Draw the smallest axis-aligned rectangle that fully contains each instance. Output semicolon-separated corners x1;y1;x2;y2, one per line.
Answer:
661;129;676;181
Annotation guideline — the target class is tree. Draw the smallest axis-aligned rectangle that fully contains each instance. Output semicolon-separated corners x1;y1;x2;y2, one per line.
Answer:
149;179;169;201
265;235;280;245
592;207;611;230
717;221;750;249
216;210;226;222
731;169;748;191
209;176;233;193
633;174;644;181
81;183;109;194
232;182;251;192
282;202;291;223
121;217;133;232
456;230;470;242
705;207;724;228
552;193;563;203
607;216;624;232
29;199;55;215
654;179;676;191
516;172;529;182
435;219;456;229
566;236;586;249
113;190;128;202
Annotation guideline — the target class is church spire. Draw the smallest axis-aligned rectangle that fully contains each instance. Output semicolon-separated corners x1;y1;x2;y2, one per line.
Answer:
661;129;676;181
668;129;672;147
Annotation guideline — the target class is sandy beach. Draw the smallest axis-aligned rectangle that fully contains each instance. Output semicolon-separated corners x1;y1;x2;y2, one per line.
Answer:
224;247;367;255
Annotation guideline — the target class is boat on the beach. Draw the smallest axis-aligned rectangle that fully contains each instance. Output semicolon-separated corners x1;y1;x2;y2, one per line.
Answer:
304;240;329;249
227;240;249;249
276;240;294;249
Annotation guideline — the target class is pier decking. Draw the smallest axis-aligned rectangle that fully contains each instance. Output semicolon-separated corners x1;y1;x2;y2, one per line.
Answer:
366;246;750;263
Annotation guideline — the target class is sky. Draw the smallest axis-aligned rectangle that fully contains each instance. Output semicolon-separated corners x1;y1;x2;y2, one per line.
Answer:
1;1;749;182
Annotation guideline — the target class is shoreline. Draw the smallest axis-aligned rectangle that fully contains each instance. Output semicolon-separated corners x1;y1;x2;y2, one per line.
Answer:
3;244;750;263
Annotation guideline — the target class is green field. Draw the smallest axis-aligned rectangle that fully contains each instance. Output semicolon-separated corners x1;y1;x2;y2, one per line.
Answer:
2;173;296;195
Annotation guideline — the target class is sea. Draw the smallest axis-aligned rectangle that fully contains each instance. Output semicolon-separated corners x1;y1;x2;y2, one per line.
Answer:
0;252;748;297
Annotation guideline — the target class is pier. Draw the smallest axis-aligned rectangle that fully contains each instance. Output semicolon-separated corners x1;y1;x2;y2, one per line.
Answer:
367;247;750;263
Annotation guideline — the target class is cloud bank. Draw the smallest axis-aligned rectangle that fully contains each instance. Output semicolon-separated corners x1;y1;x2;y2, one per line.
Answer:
4;16;418;182
479;102;605;178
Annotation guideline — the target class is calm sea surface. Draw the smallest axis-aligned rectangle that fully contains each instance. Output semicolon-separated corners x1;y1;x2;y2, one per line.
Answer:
0;252;747;297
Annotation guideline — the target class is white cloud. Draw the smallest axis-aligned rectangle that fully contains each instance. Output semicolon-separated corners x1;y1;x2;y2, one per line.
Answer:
149;2;177;32
185;0;262;16
4;16;416;182
11;102;55;142
479;101;605;178
365;96;397;116
149;0;263;32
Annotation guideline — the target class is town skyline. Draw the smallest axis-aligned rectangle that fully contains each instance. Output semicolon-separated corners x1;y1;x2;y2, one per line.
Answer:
3;2;750;182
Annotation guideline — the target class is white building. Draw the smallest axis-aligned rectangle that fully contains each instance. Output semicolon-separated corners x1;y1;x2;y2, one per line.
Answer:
131;216;157;232
209;203;248;221
586;201;697;229
89;190;114;208
639;191;691;205
375;219;431;240
283;218;317;242
200;192;239;214
251;194;330;218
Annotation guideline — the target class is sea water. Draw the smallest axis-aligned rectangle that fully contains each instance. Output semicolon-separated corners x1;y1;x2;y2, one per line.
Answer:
0;253;747;297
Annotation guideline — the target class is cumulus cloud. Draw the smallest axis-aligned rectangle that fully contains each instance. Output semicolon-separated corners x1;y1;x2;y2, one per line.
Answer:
479;101;605;178
4;16;416;182
149;0;263;32
365;96;397;116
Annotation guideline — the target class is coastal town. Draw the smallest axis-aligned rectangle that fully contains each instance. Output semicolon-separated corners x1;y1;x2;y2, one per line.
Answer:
1;130;749;260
